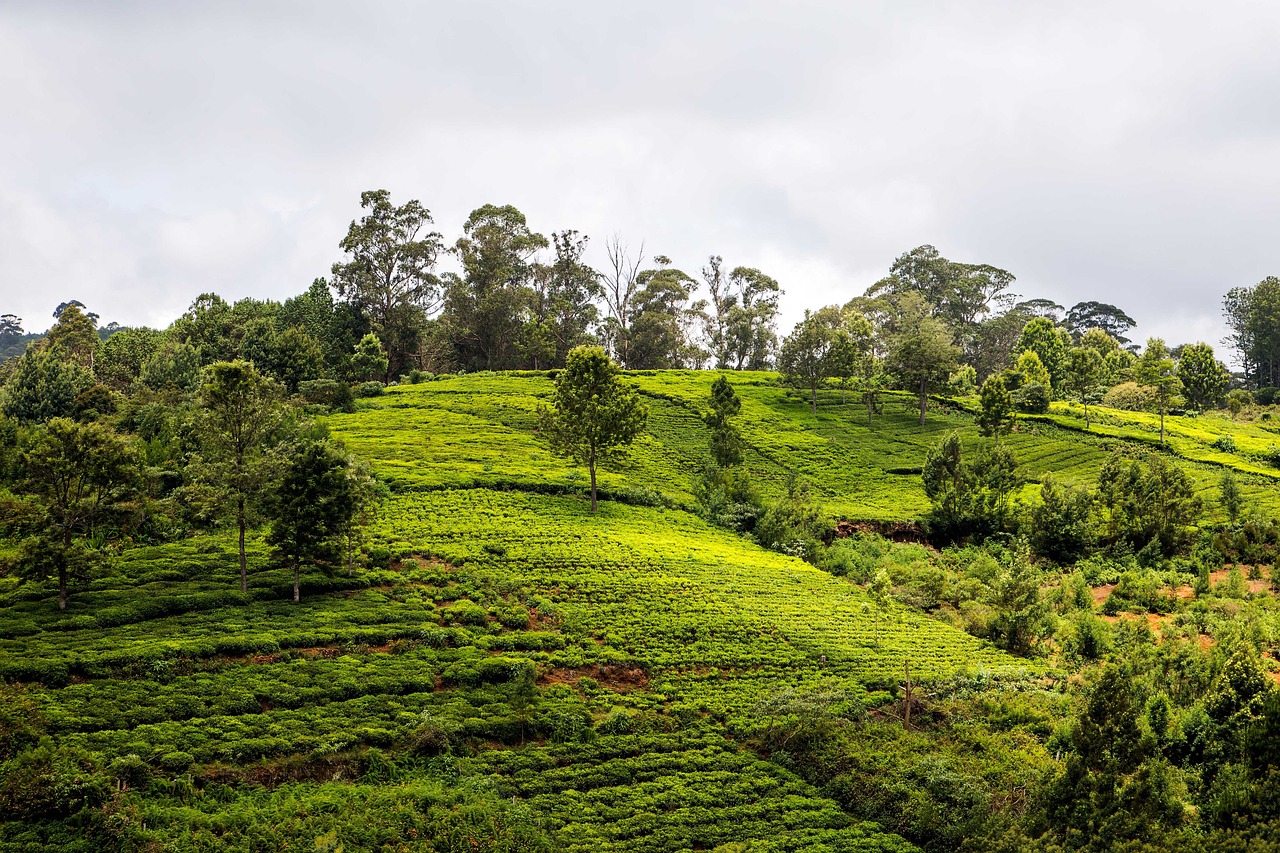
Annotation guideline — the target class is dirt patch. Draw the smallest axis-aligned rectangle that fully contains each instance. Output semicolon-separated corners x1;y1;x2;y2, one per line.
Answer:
1091;584;1116;606
833;520;927;544
1208;568;1272;595
539;662;649;692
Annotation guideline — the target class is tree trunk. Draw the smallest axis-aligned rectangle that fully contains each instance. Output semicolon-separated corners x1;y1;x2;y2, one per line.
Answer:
238;497;248;593
811;384;818;416
589;453;598;513
1160;408;1166;445
293;562;300;603
58;566;68;611
919;377;927;426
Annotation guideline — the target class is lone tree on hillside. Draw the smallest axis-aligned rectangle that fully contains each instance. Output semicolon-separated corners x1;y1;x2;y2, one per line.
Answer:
1136;338;1181;446
1062;345;1105;427
705;375;744;467
196;360;285;592
12;418;137;610
267;439;362;603
884;293;960;425
539;346;648;512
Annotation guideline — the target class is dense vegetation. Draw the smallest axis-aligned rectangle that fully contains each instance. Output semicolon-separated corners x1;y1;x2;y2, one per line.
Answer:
4;191;1280;851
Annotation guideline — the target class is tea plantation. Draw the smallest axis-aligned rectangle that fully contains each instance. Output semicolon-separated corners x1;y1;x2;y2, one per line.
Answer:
4;369;1280;851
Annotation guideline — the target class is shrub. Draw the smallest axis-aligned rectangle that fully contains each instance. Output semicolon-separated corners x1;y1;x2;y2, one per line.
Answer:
1256;386;1277;405
1014;382;1050;414
356;381;385;398
159;751;194;773
1212;434;1237;453
298;379;355;413
441;599;489;626
1103;381;1157;412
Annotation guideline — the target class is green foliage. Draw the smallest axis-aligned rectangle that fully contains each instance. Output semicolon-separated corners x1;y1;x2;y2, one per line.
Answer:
350;333;390;383
975;375;1014;442
0;346;94;423
1026;475;1096;564
1014;317;1068;390
1098;452;1202;555
884;293;960;425
777;307;841;415
538;346;647;511
1176;342;1228;410
1013;381;1050;414
921;434;1019;541
1219;469;1244;524
705;374;745;467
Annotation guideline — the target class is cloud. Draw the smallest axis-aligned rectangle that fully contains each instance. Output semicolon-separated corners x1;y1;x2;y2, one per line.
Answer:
1;0;1277;365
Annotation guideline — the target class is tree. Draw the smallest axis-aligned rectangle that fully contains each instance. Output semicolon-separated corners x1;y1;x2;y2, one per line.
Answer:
625;258;702;369
0;314;23;357
525;230;601;368
1177;342;1229;411
331;190;444;381
1136;338;1181;445
196;361;285;592
1027;475;1097;564
826;310;874;405
1065;301;1137;345
873;245;1016;332
921;432;1019;541
12;418;137;609
1220;469;1244;525
600;236;644;367
1224;277;1280;388
538;346;647;512
267;439;360;603
705;375;744;467
44;303;100;371
976;374;1015;443
884;293;960;425
1062;345;1105;427
1014;317;1070;391
1098;452;1201;554
0;347;93;423
701;256;782;370
96;326;162;389
350;333;390;383
777;308;840;415
447;204;548;371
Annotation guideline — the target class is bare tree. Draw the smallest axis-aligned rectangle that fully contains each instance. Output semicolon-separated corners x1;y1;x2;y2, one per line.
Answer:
602;235;644;368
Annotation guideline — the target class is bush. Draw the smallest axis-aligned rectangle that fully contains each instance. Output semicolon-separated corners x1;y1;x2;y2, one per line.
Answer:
298;379;355;413
159;751;194;773
1014;382;1050;414
441;599;489;626
1256;386;1277;406
1103;381;1157;412
1212;434;1237;452
356;381;385;398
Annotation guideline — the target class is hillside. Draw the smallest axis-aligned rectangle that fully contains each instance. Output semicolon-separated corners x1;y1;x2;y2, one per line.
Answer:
5;369;1280;851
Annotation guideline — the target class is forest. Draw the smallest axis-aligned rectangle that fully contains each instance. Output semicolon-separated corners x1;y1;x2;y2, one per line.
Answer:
2;189;1280;852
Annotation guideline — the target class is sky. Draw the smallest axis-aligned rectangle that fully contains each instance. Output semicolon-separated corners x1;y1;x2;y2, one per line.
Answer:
3;1;1279;359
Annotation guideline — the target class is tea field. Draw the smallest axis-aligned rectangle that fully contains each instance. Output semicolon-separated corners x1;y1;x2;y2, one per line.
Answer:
7;369;1279;851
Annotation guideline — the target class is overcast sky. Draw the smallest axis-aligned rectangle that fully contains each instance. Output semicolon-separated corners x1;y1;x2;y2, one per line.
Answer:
3;1;1279;356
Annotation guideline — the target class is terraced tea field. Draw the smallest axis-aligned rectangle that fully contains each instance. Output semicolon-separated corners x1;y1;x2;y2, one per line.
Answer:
10;368;1277;851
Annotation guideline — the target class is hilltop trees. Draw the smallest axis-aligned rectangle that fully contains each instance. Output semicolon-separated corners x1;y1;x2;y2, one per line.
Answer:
700;256;782;370
1062;345;1105;426
778;308;840;415
1224;276;1280;388
331;190;444;381
1136;338;1181;445
539;346;647;512
976;374;1015;442
705;375;745;468
884;294;960;425
196;361;285;592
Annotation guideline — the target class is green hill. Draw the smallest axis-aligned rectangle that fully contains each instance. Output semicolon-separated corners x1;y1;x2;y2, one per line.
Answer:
6;369;1279;851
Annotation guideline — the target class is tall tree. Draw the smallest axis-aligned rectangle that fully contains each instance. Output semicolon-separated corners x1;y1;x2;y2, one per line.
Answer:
538;346;648;512
827;310;875;405
13;419;137;610
1062;345;1105;426
196;361;285;592
1224;277;1280;388
778;308;840;415
1014;317;1070;391
525;230;601;368
447;204;548;371
600;236;644;367
1136;338;1181;445
870;245;1015;334
331;190;444;381
1065;301;1137;345
267;439;360;603
701;257;782;370
1177;342;1229;411
44;303;100;371
883;293;960;425
626;257;702;369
